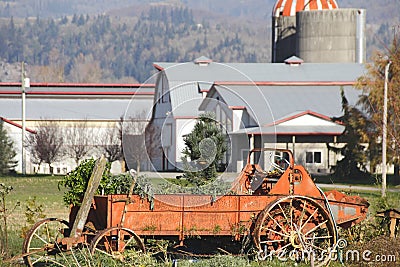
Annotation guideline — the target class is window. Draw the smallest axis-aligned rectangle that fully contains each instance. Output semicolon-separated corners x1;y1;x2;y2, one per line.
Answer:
314;152;321;163
306;152;313;163
306;151;322;164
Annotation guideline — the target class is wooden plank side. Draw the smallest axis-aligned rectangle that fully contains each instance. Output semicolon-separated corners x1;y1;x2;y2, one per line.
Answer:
182;211;237;236
239;195;275;212
183;195;239;212
70;156;107;238
124;211;183;233
101;194;278;237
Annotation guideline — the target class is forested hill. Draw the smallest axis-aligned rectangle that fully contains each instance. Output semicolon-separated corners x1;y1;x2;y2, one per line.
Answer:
0;6;269;83
0;0;398;25
0;0;398;83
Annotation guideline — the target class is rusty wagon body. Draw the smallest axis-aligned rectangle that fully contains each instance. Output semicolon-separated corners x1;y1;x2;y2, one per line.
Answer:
21;148;369;266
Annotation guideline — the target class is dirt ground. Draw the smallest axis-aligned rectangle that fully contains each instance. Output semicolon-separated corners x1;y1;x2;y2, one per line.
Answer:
346;236;400;266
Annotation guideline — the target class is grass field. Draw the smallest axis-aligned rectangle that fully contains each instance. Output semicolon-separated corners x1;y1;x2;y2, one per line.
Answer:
0;174;69;262
1;174;399;266
314;172;400;187
0;174;69;225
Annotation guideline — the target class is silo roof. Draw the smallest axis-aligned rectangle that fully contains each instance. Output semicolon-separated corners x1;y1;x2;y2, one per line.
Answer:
273;0;339;17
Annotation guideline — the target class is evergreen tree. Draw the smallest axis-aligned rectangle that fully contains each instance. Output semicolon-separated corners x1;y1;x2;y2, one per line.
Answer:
329;88;370;179
181;112;227;186
0;121;17;175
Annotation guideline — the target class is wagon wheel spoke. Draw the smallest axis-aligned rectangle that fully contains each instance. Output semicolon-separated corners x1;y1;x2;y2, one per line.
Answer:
265;228;290;238
32;232;52;246
304;235;333;240
96;232;113;253
23;218;71;267
31;256;46;265
289;198;294;232
122;235;138;250
253;196;337;267
90;227;145;261
260;239;286;243
309;242;327;252
277;203;290;225
45;224;51;241
299;207;319;231
305;220;328;236
274;242;292;254
298;199;307;228
264;212;290;235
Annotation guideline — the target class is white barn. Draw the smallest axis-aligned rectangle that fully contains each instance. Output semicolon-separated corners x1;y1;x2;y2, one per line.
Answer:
0;82;155;174
148;56;365;173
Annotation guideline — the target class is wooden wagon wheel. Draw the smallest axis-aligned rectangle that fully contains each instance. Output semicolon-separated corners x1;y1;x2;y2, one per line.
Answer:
22;218;70;267
90;227;145;261
252;196;337;266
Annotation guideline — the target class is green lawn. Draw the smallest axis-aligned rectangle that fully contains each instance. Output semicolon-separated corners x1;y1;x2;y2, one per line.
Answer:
314;173;400;187
0;174;69;224
0;174;69;262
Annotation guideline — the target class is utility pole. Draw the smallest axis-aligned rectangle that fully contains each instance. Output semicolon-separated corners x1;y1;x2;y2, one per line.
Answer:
382;59;391;197
21;62;29;175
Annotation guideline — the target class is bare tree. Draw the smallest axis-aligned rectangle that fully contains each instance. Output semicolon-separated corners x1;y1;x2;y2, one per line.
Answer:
98;111;159;173
64;120;94;165
122;111;159;173
123;114;162;173
26;121;64;174
68;53;103;83
30;48;65;82
98;122;123;164
122;113;148;173
144;123;161;171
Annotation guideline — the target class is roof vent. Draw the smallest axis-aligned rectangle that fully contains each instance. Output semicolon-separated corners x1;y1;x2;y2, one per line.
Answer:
284;56;304;66
194;56;212;66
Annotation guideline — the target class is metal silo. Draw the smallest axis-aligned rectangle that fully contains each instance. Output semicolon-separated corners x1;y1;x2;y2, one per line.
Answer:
296;9;366;63
271;0;339;63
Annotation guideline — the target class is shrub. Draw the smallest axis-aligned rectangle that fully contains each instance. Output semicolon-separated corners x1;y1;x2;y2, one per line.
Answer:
21;196;46;238
58;158;128;206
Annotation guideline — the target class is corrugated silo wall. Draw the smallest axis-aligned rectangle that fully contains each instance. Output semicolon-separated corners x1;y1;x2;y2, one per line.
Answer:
272;15;297;63
296;9;366;63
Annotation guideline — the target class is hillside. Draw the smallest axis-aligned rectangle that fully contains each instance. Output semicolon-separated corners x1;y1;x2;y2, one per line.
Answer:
0;0;398;83
0;6;269;83
1;0;398;25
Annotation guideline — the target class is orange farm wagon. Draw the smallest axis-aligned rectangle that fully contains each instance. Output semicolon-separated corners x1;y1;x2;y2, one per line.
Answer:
21;148;369;266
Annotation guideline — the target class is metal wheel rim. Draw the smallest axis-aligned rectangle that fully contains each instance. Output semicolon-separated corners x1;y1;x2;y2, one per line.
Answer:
253;195;337;266
90;226;145;260
22;218;70;267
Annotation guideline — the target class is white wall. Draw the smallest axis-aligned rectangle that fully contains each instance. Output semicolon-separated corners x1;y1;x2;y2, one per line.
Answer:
175;118;196;170
4;121;151;175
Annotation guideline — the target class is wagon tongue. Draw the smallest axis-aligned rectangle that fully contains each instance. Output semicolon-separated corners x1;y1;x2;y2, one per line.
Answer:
324;190;369;229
